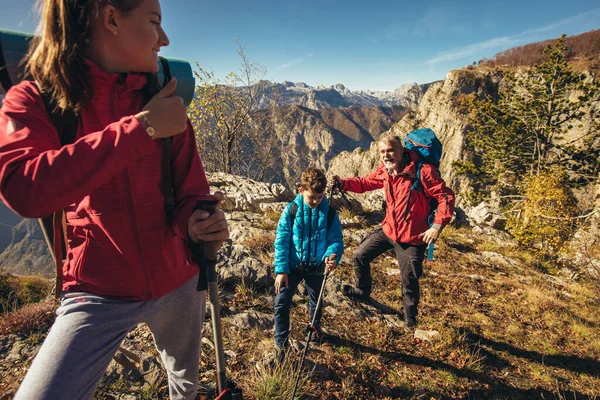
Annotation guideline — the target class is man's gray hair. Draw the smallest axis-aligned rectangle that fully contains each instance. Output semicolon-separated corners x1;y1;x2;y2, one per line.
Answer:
378;134;403;148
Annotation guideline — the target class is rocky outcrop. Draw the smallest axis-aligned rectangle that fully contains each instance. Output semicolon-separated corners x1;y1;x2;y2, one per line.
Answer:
206;172;293;213
0;219;54;277
270;105;406;188
327;69;503;210
466;202;507;230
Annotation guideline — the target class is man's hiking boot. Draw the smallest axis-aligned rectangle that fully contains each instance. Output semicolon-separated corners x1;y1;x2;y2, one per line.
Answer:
404;316;418;333
342;284;370;302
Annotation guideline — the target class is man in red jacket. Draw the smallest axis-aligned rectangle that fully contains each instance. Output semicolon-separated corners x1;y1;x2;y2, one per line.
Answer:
334;135;455;328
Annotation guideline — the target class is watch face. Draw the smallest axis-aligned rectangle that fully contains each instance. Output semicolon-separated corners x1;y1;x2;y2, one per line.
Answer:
147;127;155;137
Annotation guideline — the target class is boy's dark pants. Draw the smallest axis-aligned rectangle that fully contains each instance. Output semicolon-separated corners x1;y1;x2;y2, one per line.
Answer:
274;270;324;348
353;227;427;320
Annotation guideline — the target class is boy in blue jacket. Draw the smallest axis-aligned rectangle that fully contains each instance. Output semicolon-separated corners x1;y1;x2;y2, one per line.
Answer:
273;168;344;349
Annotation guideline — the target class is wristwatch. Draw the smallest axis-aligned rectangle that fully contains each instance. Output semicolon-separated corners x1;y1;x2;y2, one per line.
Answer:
139;111;155;137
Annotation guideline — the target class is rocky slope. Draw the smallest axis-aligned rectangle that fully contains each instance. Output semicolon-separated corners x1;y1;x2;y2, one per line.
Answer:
0;202;24;255
1;172;599;399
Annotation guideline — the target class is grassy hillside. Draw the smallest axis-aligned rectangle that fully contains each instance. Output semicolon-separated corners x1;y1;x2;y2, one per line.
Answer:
3;215;597;399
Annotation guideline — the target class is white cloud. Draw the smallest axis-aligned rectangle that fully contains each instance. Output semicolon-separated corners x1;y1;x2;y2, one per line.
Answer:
426;7;600;64
426;36;519;64
274;53;314;71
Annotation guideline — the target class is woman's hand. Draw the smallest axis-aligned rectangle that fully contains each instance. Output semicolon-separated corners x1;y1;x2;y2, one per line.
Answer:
136;78;188;139
188;192;229;259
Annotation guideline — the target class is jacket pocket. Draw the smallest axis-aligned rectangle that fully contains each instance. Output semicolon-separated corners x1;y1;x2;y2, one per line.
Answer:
72;230;90;282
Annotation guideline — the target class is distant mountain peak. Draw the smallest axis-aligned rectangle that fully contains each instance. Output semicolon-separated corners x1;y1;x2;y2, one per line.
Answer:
257;80;433;110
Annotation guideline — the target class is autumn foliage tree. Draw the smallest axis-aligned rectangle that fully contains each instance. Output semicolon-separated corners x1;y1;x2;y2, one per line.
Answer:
187;40;280;181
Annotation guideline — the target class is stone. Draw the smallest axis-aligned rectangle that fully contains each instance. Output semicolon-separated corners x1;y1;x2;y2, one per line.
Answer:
216;242;272;288
414;329;440;342
228;311;273;331
467;202;507;230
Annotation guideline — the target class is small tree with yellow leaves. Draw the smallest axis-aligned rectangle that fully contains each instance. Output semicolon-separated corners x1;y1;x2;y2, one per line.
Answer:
506;168;579;258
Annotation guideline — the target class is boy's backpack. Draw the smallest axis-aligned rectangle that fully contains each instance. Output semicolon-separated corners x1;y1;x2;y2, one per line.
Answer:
0;53;176;296
401;128;442;225
288;202;336;230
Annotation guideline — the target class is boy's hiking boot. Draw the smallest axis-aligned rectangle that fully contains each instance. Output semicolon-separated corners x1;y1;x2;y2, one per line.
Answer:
264;346;287;367
342;284;370;302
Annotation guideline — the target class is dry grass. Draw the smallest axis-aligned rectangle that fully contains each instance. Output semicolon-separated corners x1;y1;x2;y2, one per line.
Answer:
241;233;276;256
0;297;57;335
2;218;600;399
244;350;312;400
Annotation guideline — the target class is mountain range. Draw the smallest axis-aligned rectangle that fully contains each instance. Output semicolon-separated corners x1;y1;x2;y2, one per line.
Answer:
255;81;434;110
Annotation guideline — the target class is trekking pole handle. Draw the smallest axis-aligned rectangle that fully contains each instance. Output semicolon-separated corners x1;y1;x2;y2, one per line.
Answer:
325;253;337;273
427;243;434;261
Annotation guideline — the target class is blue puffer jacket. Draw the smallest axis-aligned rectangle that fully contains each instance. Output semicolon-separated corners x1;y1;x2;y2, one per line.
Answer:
274;194;344;275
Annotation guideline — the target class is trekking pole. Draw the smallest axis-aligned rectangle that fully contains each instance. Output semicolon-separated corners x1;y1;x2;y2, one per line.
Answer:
290;254;335;400
206;257;243;400
193;197;242;400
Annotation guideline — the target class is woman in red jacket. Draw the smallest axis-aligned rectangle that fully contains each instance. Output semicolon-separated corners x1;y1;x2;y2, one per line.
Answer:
0;1;228;398
334;135;455;329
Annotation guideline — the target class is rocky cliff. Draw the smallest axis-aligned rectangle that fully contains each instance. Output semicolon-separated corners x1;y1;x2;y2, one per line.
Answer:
328;68;503;209
268;104;406;188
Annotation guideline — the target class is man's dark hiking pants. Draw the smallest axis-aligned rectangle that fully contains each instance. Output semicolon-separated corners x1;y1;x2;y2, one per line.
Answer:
353;227;427;320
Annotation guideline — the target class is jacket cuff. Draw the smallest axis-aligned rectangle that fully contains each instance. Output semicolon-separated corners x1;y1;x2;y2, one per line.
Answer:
274;266;290;275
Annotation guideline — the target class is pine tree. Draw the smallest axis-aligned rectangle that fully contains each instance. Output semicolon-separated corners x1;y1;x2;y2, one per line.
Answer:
460;34;600;201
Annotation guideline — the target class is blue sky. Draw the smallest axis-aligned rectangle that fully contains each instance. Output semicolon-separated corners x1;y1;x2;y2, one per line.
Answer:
1;0;599;91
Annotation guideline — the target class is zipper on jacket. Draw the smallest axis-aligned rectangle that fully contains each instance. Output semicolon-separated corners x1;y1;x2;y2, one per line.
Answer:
387;174;398;240
111;85;151;299
307;207;312;265
123;171;151;298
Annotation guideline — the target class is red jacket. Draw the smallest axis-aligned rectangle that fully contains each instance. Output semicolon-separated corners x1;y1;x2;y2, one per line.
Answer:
341;151;455;245
0;62;209;300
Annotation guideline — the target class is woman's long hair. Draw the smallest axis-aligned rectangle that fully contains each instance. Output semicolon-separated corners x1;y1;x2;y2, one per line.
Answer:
25;0;143;113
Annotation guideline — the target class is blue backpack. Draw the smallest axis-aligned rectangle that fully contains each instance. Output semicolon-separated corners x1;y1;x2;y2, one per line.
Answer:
403;128;443;260
403;128;442;168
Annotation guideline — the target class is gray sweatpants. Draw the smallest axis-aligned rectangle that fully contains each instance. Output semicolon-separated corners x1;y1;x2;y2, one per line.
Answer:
15;275;206;400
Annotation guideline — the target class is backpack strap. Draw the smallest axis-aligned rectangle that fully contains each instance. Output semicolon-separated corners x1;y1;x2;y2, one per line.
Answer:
36;89;78;297
403;161;424;221
326;205;335;230
288;202;298;226
0;37;13;92
158;56;176;221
